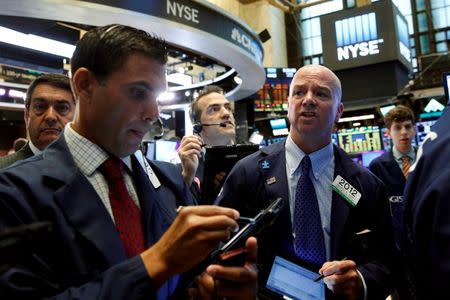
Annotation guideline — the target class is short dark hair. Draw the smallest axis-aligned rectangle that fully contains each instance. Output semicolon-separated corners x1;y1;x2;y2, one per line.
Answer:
71;24;167;82
190;85;224;123
25;73;72;110
384;105;415;129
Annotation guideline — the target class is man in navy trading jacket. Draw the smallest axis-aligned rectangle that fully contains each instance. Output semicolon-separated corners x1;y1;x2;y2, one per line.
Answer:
369;104;416;216
217;64;394;299
0;24;257;299
400;104;450;299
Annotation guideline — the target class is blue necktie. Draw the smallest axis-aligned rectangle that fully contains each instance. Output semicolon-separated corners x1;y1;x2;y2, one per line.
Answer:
293;155;326;267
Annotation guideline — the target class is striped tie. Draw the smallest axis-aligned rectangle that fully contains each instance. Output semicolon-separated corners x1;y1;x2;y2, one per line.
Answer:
402;156;410;178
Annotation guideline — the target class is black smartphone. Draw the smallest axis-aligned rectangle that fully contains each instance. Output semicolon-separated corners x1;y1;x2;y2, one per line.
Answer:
215;197;284;265
178;198;285;292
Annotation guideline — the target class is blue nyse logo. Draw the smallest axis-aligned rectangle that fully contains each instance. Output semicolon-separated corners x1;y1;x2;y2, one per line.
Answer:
335;12;384;61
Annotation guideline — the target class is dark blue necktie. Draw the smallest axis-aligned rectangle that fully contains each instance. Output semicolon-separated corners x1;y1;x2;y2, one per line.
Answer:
293;155;326;267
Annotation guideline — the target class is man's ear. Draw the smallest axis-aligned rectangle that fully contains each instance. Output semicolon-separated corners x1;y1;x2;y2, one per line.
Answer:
386;128;392;138
335;102;344;123
24;108;30;129
71;68;96;103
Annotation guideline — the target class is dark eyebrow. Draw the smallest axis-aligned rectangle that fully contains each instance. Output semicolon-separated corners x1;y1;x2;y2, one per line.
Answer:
125;81;154;91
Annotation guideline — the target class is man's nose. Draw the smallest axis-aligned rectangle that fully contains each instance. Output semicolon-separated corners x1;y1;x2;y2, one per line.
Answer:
302;91;316;106
44;106;58;123
143;97;159;123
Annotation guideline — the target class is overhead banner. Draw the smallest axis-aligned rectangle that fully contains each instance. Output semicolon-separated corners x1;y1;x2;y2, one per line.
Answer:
80;0;263;63
320;0;412;71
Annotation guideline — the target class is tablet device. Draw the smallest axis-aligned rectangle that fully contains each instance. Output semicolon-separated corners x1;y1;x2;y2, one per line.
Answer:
202;144;259;204
266;256;325;300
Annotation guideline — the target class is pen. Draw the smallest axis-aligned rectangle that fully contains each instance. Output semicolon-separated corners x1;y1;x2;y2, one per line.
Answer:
313;257;348;282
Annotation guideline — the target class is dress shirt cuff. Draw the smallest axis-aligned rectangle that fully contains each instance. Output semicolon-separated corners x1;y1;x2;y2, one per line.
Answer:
356;268;367;300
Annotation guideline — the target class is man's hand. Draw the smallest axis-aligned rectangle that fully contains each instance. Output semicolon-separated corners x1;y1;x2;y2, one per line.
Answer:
190;237;258;300
178;135;203;185
319;259;363;300
140;206;239;288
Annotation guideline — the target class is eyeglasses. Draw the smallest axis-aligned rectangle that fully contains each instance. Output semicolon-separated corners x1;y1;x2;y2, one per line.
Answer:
30;100;73;116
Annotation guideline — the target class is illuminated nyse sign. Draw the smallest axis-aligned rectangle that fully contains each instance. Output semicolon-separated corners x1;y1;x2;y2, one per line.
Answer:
335;12;384;61
321;0;412;71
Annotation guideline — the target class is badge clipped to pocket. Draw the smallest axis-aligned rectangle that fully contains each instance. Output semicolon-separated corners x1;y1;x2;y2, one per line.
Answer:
331;175;361;207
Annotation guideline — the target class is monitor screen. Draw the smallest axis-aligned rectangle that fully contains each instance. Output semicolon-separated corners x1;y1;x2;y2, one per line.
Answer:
443;72;450;104
381;127;392;152
338;126;382;153
416;120;437;144
270;118;289;136
154;140;181;164
362;150;385;167
142;140;156;160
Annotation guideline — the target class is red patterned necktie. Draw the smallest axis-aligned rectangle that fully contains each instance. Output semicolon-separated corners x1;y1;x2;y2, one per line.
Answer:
402;156;410;178
99;157;145;258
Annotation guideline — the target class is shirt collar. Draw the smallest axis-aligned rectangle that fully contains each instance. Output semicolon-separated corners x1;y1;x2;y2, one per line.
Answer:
28;140;42;155
64;123;132;176
285;135;333;179
392;146;415;161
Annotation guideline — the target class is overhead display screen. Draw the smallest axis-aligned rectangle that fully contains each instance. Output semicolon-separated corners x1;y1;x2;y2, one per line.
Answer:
320;0;411;71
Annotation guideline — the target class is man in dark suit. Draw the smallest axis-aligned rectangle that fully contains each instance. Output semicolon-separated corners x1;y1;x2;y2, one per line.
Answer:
0;74;75;168
368;106;416;299
369;105;416;199
177;85;236;203
400;105;450;299
0;24;257;299
217;65;394;299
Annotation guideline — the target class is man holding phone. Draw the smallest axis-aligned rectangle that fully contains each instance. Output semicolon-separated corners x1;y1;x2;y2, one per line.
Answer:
0;24;257;299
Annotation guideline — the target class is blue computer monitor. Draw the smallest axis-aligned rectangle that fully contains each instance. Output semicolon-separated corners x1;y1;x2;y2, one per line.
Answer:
154;140;181;164
416;120;437;144
270;118;289;136
362;150;385;167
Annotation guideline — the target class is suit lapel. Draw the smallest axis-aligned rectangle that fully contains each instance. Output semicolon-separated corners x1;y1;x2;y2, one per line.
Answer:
330;147;359;259
130;155;159;246
258;145;294;255
258;146;290;213
52;169;127;265
17;143;34;160
43;136;127;265
384;151;405;183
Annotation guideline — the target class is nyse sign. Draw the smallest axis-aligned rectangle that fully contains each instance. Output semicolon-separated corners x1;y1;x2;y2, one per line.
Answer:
334;12;383;62
166;0;199;24
337;39;384;61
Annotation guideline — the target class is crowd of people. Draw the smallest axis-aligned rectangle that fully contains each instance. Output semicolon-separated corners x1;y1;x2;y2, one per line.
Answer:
0;23;447;300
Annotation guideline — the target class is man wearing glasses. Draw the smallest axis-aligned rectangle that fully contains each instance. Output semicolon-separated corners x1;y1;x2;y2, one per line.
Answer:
0;74;75;168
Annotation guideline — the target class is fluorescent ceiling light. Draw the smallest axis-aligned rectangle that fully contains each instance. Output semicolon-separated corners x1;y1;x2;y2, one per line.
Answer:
0;102;25;111
167;72;192;86
8;89;26;99
0;26;76;58
0;88;5;96
157;91;175;102
338;114;375;123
